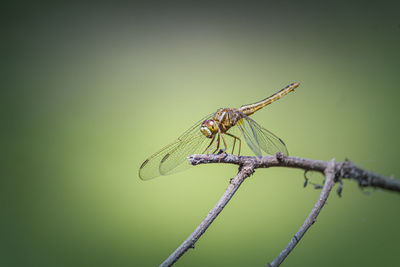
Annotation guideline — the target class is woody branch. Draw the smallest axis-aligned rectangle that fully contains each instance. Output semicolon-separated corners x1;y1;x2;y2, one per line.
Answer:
160;153;399;267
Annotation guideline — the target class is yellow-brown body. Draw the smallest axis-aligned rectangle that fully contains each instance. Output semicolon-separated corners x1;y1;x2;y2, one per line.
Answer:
139;82;299;180
201;82;299;138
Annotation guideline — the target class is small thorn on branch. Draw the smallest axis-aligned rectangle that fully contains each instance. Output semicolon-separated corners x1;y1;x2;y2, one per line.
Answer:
314;184;323;189
303;170;309;187
337;180;343;197
276;152;284;162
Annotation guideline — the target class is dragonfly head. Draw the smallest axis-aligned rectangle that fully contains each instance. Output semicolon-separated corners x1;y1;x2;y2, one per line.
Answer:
200;120;218;138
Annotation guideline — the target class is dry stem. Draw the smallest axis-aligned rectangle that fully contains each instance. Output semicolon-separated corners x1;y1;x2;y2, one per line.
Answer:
160;153;399;266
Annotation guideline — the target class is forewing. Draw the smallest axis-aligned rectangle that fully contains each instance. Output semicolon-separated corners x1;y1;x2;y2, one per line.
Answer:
236;116;288;156
139;113;214;180
159;131;216;176
139;139;183;180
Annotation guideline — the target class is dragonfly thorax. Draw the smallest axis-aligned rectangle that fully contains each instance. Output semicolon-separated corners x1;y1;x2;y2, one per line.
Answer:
200;119;218;138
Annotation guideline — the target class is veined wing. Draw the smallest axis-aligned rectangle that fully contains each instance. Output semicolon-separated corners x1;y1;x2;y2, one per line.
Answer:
236;115;288;156
139;113;215;180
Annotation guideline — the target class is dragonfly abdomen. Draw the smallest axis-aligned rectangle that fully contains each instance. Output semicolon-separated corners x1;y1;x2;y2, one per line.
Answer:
239;82;299;116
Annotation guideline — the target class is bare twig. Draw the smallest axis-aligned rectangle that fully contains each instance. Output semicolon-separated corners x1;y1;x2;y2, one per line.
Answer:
268;159;336;267
160;163;255;267
161;153;399;266
190;154;400;193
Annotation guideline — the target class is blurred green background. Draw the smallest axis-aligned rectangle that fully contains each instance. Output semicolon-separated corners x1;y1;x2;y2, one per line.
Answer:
2;1;400;266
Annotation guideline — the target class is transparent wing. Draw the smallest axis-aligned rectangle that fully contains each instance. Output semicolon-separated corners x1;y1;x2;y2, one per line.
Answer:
235;117;262;156
236;115;288;156
158;132;214;176
139;113;215;180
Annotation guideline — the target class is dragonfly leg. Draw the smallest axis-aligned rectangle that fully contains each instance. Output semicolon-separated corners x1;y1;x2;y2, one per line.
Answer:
213;125;227;162
215;133;228;162
225;132;241;157
211;134;221;154
202;135;216;154
231;137;236;154
220;133;228;154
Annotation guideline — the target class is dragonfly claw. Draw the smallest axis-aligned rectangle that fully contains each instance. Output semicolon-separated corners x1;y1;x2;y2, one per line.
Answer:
217;150;228;162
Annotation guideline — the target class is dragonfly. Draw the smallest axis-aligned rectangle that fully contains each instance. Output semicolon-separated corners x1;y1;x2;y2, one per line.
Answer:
139;82;299;180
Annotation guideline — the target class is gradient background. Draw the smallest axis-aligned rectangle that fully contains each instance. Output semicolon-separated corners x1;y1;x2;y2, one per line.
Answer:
2;1;400;266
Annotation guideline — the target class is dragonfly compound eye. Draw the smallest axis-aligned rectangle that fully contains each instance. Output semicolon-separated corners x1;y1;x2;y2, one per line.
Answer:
200;120;217;138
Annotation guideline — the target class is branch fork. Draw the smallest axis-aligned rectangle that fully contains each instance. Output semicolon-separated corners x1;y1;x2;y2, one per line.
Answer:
160;153;399;267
